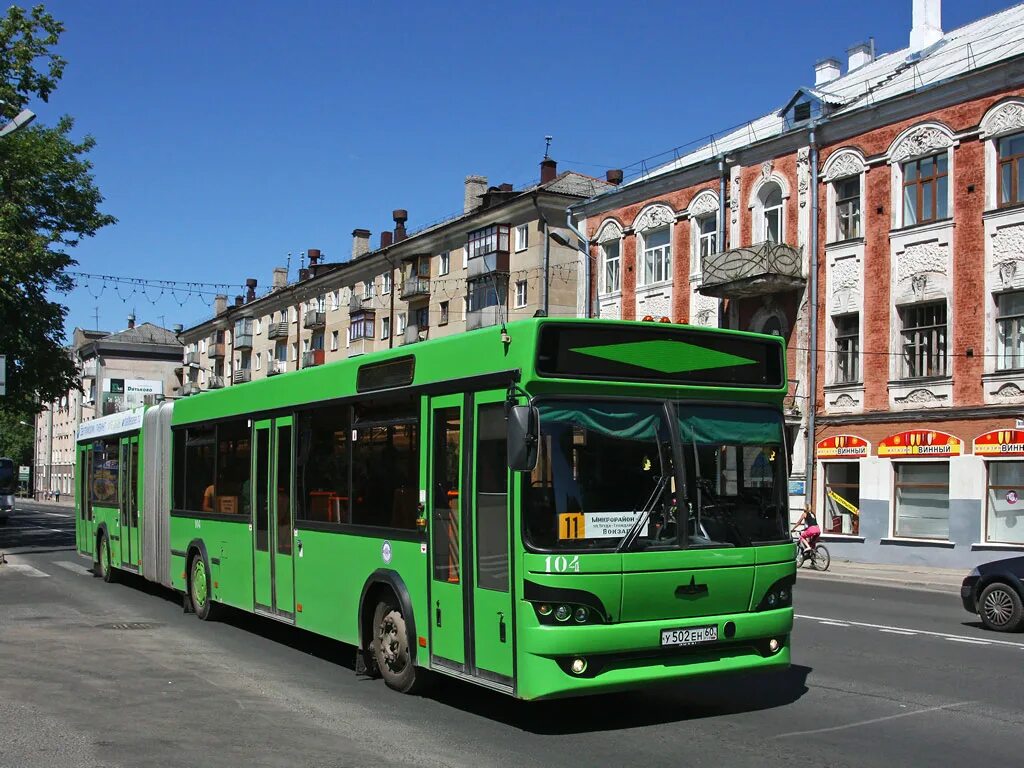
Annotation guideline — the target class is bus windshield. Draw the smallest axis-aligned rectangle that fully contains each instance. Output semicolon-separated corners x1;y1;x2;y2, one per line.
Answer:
523;401;789;551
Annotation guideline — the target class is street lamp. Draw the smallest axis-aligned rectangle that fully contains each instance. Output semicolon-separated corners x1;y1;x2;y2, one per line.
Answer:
0;109;35;138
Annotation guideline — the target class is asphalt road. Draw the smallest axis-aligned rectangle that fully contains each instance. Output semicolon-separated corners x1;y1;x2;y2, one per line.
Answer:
2;501;1022;768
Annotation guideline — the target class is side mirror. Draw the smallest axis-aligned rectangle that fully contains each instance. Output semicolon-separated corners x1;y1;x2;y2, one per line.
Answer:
507;405;539;472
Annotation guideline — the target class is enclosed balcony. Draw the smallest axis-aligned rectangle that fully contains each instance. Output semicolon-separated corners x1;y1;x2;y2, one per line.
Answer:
303;310;325;329
467;223;510;279
267;321;289;340
699;240;805;299
233;334;253;350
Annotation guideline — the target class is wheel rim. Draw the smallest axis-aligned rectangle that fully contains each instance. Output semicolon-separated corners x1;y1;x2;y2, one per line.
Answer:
983;588;1014;627
378;610;407;674
191;559;208;609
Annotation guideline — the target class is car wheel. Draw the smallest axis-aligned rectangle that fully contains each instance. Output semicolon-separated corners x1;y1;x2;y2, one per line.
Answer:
371;598;427;694
978;582;1024;632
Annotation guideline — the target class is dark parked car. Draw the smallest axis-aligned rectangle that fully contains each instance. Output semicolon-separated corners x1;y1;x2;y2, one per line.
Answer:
961;556;1024;632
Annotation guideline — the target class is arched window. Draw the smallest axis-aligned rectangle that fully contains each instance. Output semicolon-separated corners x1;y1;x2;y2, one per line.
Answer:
761;183;783;242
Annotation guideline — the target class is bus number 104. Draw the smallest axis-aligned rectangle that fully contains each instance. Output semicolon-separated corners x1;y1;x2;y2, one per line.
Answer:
544;555;580;573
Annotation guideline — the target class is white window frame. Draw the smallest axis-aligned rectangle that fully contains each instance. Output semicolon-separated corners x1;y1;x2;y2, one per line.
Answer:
693;213;717;278
514;224;529;252
398;313;407;334
514;279;527;308
439;252;450;276
600;239;621;295
382;272;392;294
638;226;671;287
255;318;263;335
291;342;298;361
381;316;391;340
330;330;339;351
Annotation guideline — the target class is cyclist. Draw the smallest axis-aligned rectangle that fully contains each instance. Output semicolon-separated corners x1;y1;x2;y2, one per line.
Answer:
792;505;820;554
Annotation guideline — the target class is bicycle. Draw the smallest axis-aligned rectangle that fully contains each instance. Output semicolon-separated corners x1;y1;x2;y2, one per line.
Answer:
793;525;830;571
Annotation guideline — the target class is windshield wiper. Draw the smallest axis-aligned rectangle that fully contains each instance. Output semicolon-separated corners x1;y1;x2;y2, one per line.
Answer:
617;473;669;552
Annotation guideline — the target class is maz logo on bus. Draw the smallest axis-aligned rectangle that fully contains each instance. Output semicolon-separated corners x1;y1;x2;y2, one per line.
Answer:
543;555;580;573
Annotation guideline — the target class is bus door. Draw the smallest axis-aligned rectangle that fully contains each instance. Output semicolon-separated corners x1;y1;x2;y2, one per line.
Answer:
469;394;513;681
118;435;140;569
252;417;295;619
428;395;466;668
77;445;93;556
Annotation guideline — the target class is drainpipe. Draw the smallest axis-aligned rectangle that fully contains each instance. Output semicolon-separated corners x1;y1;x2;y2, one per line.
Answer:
564;207;591;317
532;193;550;316
804;127;820;506
717;155;727;254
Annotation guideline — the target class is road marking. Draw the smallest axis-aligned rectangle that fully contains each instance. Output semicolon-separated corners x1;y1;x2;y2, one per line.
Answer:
879;629;917;636
0;525;64;533
818;621;850;627
42;511;72;518
776;700;973;739
0;563;50;578
945;637;991;645
797;614;1024;649
53;561;92;575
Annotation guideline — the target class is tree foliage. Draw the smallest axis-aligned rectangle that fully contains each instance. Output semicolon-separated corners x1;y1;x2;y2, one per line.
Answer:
0;404;33;464
0;4;114;412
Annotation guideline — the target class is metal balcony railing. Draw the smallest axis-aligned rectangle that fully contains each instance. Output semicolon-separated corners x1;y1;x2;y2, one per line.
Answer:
301;349;325;368
349;292;374;312
232;369;251;384
400;277;431;300
267;321;288;340
699;240;805;299
303;310;326;329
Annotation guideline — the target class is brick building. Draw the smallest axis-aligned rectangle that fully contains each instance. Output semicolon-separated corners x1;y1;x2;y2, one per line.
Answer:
572;0;1024;567
178;158;609;392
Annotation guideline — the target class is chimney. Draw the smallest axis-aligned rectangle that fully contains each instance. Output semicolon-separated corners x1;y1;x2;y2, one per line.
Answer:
127;312;135;329
847;41;873;71
393;209;408;242
606;169;624;185
272;267;288;290
464;175;488;213
815;57;841;85
540;157;558;184
910;0;942;52
214;294;227;315
298;268;310;282
352;229;371;260
381;231;393;248
307;248;321;266
245;278;257;302
234;295;244;307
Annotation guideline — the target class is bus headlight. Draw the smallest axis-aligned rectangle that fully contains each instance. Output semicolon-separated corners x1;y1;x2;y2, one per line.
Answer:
755;576;795;611
554;605;572;622
573;606;589;623
537;604;553;617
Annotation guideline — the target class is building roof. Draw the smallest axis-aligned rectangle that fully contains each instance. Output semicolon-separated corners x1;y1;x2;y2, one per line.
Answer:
101;322;181;346
621;2;1024;186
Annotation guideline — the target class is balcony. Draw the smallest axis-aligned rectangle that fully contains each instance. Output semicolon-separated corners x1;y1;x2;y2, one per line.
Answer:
182;382;201;396
232;369;251;385
303;310;326;329
81;359;97;377
184;350;199;366
400;277;431;300
266;359;286;376
233;334;253;350
267;321;289;340
699;240;805;299
208;342;225;359
403;324;429;345
348;337;372;357
467;251;510;279
349;292;374;312
301;349;325;368
208;375;226;389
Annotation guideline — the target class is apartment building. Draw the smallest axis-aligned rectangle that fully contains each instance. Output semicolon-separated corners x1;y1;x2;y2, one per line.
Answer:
179;157;610;390
572;0;1024;567
34;317;183;500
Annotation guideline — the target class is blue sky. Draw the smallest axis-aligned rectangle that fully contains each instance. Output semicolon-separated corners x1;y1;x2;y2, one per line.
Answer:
38;0;1013;335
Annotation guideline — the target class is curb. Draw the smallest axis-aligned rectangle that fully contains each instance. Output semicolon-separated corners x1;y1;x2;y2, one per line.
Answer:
797;567;962;595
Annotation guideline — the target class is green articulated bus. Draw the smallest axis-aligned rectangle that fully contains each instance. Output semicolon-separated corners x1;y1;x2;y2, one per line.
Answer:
75;317;795;700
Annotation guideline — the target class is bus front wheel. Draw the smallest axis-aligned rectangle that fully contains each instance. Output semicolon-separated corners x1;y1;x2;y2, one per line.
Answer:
97;532;117;583
371;598;426;694
189;551;221;622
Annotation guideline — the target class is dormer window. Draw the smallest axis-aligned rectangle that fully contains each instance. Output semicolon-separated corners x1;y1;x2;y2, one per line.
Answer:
793;101;811;123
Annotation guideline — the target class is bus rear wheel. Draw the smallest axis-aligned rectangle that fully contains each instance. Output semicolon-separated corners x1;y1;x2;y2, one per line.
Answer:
372;598;425;694
97;533;117;583
189;552;221;622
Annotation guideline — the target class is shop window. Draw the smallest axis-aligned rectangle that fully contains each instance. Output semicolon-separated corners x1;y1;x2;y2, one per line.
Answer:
894;462;949;539
986;461;1024;545
823;463;860;535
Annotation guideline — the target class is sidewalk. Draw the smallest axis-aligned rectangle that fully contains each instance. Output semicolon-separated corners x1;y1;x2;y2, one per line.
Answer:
19;497;75;510
798;559;965;594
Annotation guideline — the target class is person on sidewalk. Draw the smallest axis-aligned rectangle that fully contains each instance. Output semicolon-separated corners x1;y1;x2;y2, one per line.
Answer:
792;506;820;553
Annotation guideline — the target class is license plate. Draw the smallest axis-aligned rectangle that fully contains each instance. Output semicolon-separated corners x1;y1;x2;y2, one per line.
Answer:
660;624;718;647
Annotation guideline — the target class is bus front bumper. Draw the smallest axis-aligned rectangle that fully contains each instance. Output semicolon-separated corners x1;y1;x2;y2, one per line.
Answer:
516;608;792;700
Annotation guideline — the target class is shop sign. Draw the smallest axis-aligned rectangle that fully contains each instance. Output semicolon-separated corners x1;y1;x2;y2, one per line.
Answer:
877;429;962;458
816;434;869;459
973;429;1024;457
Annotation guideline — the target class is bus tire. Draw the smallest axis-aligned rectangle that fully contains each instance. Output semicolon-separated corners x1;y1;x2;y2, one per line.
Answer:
371;597;426;694
97;531;117;583
188;550;222;622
